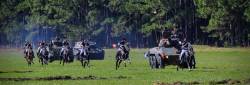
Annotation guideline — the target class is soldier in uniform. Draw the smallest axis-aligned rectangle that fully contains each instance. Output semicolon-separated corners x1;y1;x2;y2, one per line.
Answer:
179;38;189;63
24;41;34;58
37;41;48;55
170;26;181;52
158;30;171;59
118;38;130;60
79;39;89;57
60;39;70;56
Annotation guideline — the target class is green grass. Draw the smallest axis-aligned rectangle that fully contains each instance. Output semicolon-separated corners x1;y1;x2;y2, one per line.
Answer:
0;46;250;85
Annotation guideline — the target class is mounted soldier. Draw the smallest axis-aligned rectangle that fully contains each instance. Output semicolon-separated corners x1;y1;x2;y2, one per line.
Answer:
60;39;72;65
79;39;89;56
177;37;196;70
24;41;33;55
170;26;181;52
24;41;34;58
158;30;171;59
36;41;49;65
118;38;130;59
37;41;48;54
115;37;131;70
179;38;189;62
60;39;70;55
23;41;35;66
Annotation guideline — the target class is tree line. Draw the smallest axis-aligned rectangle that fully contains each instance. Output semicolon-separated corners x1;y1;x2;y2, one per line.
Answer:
0;0;250;48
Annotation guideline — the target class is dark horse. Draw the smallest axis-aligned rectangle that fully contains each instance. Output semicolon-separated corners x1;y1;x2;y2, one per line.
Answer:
115;45;130;70
37;47;49;65
176;43;196;71
61;46;70;66
78;47;90;68
168;35;196;71
24;46;34;66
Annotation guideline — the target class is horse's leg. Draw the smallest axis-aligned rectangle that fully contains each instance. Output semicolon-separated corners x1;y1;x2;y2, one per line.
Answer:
115;59;120;70
62;57;65;66
41;57;43;65
152;55;156;69
37;55;41;63
177;61;179;71
84;60;87;68
28;56;32;66
87;55;90;67
187;60;191;71
62;56;65;66
45;56;48;65
28;61;31;66
185;53;191;71
62;59;65;66
148;56;153;69
59;56;61;64
118;59;122;68
31;57;34;64
176;57;180;71
124;60;127;67
26;57;30;66
123;55;127;67
115;59;118;70
59;55;62;64
192;55;196;69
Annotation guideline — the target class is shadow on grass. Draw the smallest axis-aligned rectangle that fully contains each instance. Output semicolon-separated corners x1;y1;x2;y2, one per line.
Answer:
153;78;250;85
0;70;33;73
0;75;130;81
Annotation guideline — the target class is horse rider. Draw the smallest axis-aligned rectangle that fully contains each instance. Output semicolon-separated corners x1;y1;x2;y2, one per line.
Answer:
79;39;89;56
179;38;190;63
37;41;48;55
170;27;182;52
24;41;30;53
118;38;130;59
63;40;69;46
82;39;90;48
24;41;34;58
60;40;70;55
158;30;170;59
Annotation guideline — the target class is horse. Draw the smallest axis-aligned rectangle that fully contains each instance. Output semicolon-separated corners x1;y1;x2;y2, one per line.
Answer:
24;47;34;66
115;45;130;70
38;47;49;65
61;46;70;66
77;47;90;68
177;43;196;71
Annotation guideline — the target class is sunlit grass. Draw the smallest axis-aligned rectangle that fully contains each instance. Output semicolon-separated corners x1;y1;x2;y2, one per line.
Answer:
0;46;250;85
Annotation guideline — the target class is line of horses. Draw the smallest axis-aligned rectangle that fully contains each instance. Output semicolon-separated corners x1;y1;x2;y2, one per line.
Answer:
23;44;90;68
23;42;195;71
23;42;131;70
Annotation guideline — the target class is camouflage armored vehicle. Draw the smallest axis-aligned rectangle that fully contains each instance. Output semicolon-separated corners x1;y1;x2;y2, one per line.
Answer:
73;41;104;60
48;37;74;62
144;47;180;69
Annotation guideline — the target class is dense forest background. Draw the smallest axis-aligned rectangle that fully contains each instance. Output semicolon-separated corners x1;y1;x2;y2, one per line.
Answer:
0;0;250;48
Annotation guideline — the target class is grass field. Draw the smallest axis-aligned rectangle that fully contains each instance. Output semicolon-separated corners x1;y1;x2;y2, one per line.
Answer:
0;46;250;85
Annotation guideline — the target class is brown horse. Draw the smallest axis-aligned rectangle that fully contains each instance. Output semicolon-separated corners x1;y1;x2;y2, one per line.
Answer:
24;47;34;66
